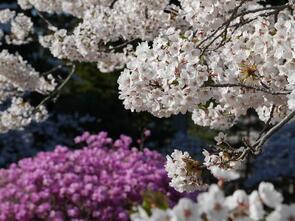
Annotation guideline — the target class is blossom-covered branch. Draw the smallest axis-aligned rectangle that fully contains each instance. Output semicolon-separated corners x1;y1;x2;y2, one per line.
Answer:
1;0;295;193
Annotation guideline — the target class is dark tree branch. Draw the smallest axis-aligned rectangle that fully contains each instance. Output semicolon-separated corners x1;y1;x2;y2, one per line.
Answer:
35;63;76;111
206;83;291;95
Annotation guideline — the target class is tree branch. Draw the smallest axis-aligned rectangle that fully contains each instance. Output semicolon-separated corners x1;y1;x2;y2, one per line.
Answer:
206;83;291;95
35;10;57;31
35;63;76;110
235;109;295;160
253;109;295;153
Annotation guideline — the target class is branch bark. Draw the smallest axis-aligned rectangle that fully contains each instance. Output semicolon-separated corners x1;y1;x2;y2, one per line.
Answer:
35;63;76;111
253;109;295;153
206;83;291;95
236;109;295;160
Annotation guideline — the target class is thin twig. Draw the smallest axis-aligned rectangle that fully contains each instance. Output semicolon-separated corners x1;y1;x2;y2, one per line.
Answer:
236;148;250;161
233;4;291;20
110;0;118;8
196;3;292;52
43;65;63;75
35;63;76;110
35;10;57;31
108;39;137;51
201;0;247;54
195;1;247;48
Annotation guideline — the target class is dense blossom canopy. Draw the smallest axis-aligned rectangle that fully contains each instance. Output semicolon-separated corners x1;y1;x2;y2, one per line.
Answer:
0;0;294;136
119;9;295;129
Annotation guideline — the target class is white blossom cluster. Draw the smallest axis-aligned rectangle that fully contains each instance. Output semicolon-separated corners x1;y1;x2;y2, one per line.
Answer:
118;28;211;117
0;50;56;132
39;28;130;73
0;7;56;133
0;97;48;133
203;149;241;182
131;182;294;221
118;27;237;128
178;0;272;45
179;0;243;39
208;11;295;123
165;149;207;193
0;9;33;45
17;0;112;17
191;104;236;129
0;9;16;23
9;0;294;131
39;0;180;72
119;8;295;129
166;148;242;192
0;50;55;93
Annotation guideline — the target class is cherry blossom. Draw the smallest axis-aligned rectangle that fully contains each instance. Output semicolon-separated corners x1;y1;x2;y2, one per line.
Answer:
131;182;293;221
0;50;56;132
165;149;207;192
258;182;283;209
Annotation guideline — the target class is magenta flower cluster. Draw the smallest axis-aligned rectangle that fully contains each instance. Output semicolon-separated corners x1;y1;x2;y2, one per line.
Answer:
0;132;180;221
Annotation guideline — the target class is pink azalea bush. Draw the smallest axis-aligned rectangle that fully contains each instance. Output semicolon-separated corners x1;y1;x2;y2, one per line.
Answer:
0;131;181;221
